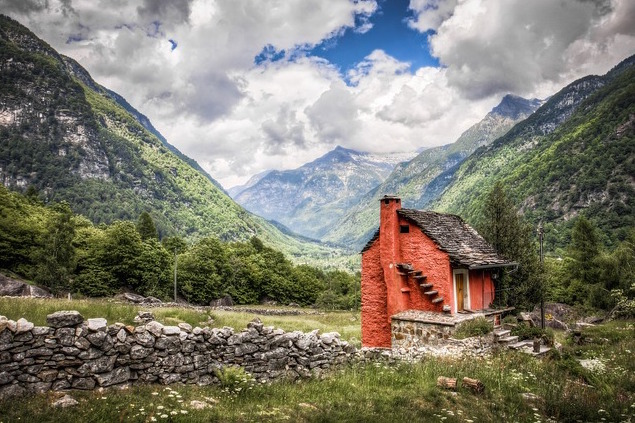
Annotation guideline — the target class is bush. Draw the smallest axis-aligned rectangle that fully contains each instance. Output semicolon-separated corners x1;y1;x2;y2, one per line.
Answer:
454;317;493;339
214;366;255;396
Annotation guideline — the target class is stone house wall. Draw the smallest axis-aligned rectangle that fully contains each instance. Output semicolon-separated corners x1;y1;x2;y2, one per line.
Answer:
0;311;355;399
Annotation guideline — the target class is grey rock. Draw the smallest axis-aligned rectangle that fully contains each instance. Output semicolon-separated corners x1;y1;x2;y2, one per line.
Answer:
320;332;340;345
87;318;107;332
32;326;51;336
210;294;233;307
47;311;84;328
72;377;96;390
0;383;26;400
135;331;155;347
0;371;14;385
123;293;146;303
141;296;162;304
79;355;116;374
178;322;192;333
53;394;79;408
145;321;164;337
133;311;155;324
52;380;71;391
86;331;107;347
235;343;259;357
15;318;34;334
95;367;130;387
162;326;180;336
130;345;153;360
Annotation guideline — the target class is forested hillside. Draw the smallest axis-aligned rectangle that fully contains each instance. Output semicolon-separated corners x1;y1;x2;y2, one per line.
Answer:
432;56;635;250
0;15;348;265
0;185;359;307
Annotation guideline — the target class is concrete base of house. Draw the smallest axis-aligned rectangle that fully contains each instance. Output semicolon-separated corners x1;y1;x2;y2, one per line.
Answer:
391;308;514;349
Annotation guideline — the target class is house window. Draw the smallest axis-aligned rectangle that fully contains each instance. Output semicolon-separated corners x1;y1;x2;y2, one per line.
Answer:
400;224;409;233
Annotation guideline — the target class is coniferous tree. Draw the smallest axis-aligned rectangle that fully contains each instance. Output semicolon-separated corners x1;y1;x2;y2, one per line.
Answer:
136;211;158;241
34;202;76;293
568;216;601;285
479;181;542;310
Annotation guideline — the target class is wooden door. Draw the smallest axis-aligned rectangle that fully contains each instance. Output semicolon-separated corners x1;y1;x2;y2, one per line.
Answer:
456;273;465;311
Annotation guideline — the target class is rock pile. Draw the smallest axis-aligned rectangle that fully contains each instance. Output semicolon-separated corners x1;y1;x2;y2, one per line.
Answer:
0;311;355;399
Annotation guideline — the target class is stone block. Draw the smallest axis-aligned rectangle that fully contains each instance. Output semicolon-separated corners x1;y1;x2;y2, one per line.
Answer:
47;311;84;328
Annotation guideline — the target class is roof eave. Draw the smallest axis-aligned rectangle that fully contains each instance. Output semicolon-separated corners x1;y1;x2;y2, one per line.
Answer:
468;262;518;270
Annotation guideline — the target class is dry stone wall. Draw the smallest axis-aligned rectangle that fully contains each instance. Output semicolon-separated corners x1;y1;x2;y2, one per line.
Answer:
0;311;355;399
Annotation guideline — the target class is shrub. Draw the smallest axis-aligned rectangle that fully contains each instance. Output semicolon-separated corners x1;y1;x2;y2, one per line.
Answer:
454;317;493;339
214;366;255;396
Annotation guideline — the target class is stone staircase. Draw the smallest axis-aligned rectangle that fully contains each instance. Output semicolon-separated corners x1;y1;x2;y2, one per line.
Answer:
493;327;551;356
397;263;444;305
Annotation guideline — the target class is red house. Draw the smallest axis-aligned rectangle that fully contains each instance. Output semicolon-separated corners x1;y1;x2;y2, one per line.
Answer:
361;196;513;348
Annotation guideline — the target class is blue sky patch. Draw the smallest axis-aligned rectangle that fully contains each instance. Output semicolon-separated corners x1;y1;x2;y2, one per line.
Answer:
252;0;439;75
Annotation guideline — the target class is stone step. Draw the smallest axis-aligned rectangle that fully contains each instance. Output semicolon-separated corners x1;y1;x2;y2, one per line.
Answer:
508;340;533;350
424;290;438;296
413;274;427;279
396;263;414;271
412;270;423;276
400;288;411;293
493;329;511;338
431;297;444;304
420;283;433;289
498;335;519;344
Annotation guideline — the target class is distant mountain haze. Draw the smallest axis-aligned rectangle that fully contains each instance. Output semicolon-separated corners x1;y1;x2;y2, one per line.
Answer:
233;146;418;240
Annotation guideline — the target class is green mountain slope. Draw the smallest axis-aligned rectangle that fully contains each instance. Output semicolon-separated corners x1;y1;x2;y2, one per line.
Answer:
322;95;542;250
0;15;347;264
431;56;635;248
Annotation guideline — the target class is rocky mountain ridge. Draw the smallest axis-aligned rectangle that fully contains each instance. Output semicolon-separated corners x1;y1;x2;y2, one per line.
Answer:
430;54;635;248
234;146;417;239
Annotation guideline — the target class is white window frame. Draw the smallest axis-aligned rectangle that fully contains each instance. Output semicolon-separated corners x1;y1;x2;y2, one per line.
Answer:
452;269;470;313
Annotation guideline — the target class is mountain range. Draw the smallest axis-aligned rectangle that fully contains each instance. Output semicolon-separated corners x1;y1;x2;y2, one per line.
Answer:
321;95;545;248
0;15;348;265
232;146;417;239
431;55;635;249
1;13;632;264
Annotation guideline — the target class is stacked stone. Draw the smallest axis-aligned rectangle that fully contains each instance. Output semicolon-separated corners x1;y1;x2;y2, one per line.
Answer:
0;312;355;399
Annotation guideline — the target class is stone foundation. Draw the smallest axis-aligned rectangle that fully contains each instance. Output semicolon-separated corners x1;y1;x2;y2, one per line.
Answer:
391;309;502;349
0;311;355;399
391;318;455;348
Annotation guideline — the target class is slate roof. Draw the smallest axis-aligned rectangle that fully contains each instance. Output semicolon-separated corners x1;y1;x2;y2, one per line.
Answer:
361;209;512;268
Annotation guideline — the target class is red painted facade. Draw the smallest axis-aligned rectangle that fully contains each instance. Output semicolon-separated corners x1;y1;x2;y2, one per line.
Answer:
361;197;497;348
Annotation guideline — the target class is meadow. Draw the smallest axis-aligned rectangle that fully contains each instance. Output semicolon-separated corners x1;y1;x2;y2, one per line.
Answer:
0;298;633;422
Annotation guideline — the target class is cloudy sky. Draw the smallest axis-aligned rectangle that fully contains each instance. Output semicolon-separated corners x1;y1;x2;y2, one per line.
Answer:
2;0;633;188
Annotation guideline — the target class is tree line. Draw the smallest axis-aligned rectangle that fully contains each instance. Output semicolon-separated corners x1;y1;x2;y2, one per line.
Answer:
478;181;634;317
0;185;360;309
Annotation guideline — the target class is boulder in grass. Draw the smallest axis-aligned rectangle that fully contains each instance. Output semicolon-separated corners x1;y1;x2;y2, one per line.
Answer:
122;293;145;303
210;295;233;307
52;394;79;408
46;311;84;328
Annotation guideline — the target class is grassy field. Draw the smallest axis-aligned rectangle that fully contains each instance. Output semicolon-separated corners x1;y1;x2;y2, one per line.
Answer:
0;298;633;422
